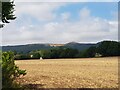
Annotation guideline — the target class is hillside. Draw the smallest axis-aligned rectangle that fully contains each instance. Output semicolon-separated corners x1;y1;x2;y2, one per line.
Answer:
2;44;51;54
2;40;119;54
2;42;96;53
64;42;96;50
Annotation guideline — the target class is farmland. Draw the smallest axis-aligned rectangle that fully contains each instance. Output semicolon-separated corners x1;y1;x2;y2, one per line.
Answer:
15;57;118;88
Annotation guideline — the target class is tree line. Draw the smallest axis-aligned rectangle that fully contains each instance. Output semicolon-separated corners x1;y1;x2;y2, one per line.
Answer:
14;41;120;60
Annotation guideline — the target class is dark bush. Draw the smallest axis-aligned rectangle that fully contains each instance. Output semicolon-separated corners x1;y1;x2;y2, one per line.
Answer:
2;51;26;88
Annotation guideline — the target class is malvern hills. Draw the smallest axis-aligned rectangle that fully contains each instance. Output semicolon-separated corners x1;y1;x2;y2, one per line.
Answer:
2;40;119;54
2;41;96;54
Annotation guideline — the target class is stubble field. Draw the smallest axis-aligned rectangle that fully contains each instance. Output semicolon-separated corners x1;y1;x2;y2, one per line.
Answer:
15;57;118;88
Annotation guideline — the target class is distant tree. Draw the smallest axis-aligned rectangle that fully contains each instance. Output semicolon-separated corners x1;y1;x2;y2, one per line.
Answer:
14;54;30;60
59;48;79;58
13;50;17;55
85;46;96;58
38;47;79;59
49;49;59;58
77;46;96;58
40;50;51;59
97;41;120;56
0;0;16;28
29;51;40;59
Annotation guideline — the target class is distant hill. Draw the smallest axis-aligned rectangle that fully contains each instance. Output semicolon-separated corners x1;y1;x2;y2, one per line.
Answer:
2;44;51;54
2;42;96;53
64;42;96;51
2;40;118;54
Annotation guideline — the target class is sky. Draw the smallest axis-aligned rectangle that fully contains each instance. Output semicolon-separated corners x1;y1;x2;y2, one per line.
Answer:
1;1;118;46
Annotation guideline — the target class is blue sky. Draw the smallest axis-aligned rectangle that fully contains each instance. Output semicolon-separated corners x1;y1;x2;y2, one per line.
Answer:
24;2;118;23
2;2;118;45
56;2;117;20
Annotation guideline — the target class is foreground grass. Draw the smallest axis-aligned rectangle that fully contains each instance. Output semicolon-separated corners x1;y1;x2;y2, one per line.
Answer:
15;57;118;88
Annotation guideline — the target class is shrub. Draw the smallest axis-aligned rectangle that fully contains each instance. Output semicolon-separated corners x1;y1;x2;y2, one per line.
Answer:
14;54;30;60
2;51;26;88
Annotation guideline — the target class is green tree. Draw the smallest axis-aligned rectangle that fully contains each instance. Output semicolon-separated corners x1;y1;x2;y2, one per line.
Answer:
59;48;79;58
97;41;119;56
29;51;40;59
2;51;26;88
84;46;96;58
40;50;51;59
0;1;27;89
0;0;16;28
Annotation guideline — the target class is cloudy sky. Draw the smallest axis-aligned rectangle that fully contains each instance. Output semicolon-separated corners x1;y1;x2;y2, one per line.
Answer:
2;1;118;46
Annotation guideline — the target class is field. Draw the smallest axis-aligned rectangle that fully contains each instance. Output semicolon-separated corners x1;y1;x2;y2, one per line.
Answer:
15;57;118;88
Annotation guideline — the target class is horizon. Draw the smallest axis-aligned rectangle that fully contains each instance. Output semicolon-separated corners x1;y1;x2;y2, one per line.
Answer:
1;40;118;46
2;2;118;46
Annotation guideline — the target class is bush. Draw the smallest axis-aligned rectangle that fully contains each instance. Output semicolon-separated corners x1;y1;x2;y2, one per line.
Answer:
2;51;26;88
14;54;30;60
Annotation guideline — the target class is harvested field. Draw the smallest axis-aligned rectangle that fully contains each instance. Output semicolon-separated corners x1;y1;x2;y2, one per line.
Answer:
15;57;118;88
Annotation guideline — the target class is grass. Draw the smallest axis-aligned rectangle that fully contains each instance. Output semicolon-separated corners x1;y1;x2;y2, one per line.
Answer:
15;57;118;88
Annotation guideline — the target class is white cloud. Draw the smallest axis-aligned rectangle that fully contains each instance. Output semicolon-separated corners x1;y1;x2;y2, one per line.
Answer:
111;11;118;21
79;7;91;20
2;5;118;45
15;2;66;21
61;12;71;21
